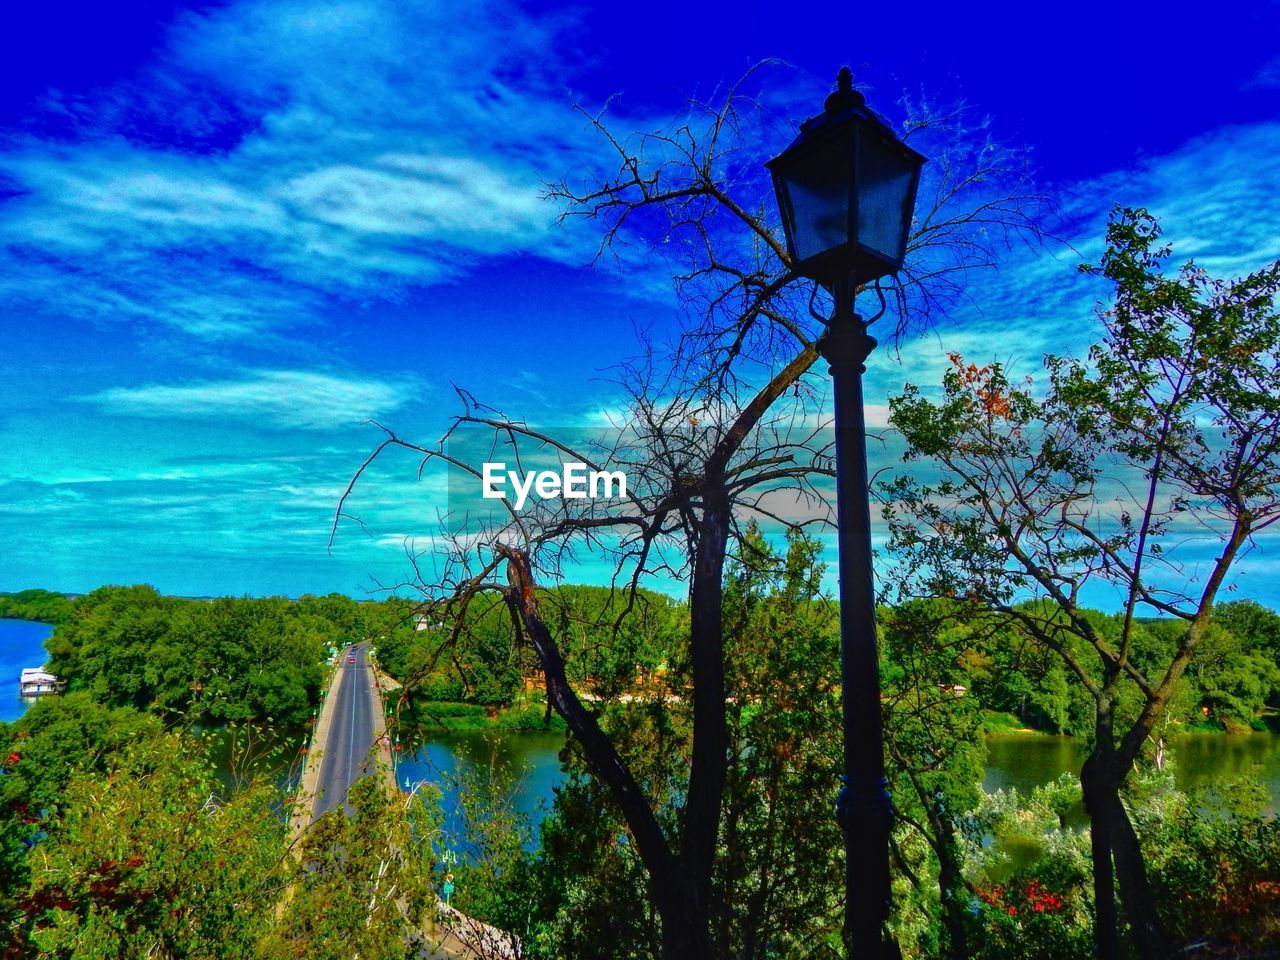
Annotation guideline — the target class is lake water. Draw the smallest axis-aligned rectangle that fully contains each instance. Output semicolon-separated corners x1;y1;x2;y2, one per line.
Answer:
394;730;567;843
399;727;1280;836
0;618;55;724
985;732;1280;811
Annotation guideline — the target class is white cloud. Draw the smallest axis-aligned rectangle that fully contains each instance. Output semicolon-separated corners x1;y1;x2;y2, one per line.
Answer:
867;120;1280;412
0;0;603;340
279;155;549;240
81;369;413;430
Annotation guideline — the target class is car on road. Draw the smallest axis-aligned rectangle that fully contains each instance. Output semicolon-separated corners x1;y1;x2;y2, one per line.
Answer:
347;654;355;664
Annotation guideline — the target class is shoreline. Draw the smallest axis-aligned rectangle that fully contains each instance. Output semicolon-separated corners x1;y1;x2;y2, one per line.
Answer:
396;697;1275;740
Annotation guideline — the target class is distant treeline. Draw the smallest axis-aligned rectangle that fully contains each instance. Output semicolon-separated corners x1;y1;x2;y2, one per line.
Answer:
378;585;1280;736
14;583;1280;735
918;598;1280;735
0;590;74;625
374;585;686;704
20;583;685;731
40;586;411;727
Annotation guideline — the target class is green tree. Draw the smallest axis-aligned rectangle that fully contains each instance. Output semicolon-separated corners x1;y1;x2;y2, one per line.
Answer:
44;589;331;726
265;777;439;960
45;586;179;710
879;601;987;959
0;590;74;624
487;527;855;960
0;694;163;915
10;731;283;958
885;208;1280;959
713;526;845;958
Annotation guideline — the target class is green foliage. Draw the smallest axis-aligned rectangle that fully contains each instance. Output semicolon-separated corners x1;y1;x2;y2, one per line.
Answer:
10;731;284;958
882;206;1280;956
494;702;565;732
542;586;686;698
0;694;164;910
962;768;1280;959
971;874;1093;960
378;593;523;705
520;773;659;960
0;590;74;625
435;759;541;944
44;586;347;726
882;208;1280;740
1196;601;1280;731
880;599;988;958
964;783;1099;960
0;688;443;958
715;526;845;957
264;778;439;960
485;527;850;960
1138;771;1280;951
379;584;685;716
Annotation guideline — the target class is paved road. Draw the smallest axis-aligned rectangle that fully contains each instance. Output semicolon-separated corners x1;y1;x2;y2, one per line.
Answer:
301;644;510;959
312;642;380;819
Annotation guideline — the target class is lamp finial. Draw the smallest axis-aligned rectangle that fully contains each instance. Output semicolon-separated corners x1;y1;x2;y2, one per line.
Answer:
824;66;865;113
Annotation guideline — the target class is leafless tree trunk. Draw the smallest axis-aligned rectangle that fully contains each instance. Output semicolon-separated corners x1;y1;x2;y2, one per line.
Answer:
335;63;1052;957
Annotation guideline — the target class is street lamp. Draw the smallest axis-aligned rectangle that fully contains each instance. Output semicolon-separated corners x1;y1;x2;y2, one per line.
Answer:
766;67;924;959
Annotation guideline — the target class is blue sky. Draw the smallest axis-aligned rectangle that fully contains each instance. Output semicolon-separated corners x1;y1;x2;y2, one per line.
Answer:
2;0;1280;606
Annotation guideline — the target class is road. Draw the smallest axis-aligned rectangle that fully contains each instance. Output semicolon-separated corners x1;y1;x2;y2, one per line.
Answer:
300;643;514;958
312;642;380;819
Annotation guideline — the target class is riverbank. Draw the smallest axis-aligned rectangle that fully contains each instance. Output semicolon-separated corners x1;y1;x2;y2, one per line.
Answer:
401;698;567;735
981;707;1277;739
408;701;1273;741
399;725;1280;838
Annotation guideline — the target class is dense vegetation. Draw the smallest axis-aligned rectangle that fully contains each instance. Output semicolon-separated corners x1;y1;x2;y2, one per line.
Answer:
0;563;1276;956
17;582;1278;738
40;586;391;727
0;697;437;958
0;590;73;625
0;592;438;957
430;531;1280;960
379;589;1280;740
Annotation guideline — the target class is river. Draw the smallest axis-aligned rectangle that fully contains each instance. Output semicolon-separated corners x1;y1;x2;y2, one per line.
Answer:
397;726;1280;839
0;618;55;723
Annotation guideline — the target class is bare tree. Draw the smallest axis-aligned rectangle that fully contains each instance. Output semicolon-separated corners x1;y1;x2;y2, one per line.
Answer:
335;64;1051;959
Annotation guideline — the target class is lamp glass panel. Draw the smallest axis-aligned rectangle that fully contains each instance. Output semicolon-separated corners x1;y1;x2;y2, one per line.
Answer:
855;131;916;264
777;126;854;264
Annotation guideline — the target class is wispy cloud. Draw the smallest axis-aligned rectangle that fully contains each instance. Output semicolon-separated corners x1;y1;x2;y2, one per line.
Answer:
80;369;413;430
1244;54;1280;91
867;120;1280;409
0;0;600;341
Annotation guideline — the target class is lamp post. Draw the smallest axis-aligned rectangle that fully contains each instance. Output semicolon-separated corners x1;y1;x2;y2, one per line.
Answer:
766;67;924;959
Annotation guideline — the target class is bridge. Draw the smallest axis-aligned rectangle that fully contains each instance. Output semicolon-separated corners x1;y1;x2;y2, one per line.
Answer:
292;642;520;959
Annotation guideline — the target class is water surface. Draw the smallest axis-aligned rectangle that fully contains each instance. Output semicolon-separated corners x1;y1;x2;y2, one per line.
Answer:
395;729;567;846
0;618;55;723
985;731;1280;813
402;726;1280;840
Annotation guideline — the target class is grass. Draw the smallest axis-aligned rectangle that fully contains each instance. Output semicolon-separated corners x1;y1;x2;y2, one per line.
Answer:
982;710;1049;735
